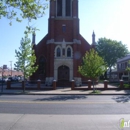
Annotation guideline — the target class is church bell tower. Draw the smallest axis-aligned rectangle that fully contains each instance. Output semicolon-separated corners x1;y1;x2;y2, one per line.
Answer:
45;0;82;83
48;0;79;42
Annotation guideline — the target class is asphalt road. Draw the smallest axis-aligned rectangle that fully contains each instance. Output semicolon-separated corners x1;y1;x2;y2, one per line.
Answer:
0;95;130;114
0;95;130;130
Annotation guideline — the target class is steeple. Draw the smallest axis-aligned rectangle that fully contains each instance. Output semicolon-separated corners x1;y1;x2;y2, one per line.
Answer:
92;31;96;45
32;32;36;45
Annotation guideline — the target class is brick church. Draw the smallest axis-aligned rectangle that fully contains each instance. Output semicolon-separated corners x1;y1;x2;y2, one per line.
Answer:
31;0;96;86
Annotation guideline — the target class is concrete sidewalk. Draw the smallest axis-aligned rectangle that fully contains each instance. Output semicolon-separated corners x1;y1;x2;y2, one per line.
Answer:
0;84;130;95
1;114;129;130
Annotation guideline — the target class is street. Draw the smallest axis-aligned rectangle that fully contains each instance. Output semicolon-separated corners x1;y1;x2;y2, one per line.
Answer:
0;95;130;114
0;95;130;130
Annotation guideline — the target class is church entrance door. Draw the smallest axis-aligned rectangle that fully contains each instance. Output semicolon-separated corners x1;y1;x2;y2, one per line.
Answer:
57;65;70;87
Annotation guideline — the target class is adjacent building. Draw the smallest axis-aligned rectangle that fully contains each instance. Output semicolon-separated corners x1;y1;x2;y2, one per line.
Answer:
117;54;130;81
0;67;23;78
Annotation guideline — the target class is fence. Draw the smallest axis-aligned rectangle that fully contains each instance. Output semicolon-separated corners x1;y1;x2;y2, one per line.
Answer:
6;80;129;90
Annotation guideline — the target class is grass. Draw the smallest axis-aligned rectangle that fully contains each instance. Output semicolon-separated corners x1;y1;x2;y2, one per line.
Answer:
90;90;101;94
123;84;130;88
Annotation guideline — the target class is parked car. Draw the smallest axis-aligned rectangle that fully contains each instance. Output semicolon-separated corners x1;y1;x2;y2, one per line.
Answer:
8;77;18;82
18;77;24;82
4;78;8;82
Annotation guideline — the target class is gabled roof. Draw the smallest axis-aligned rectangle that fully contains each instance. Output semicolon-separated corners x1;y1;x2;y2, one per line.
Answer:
117;54;130;62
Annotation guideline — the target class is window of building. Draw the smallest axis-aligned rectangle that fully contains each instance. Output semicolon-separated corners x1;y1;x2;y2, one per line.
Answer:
57;47;61;57
122;63;125;69
56;0;71;17
121;63;123;69
125;62;127;68
39;57;46;74
57;0;62;16
67;48;71;57
120;63;121;68
62;25;66;32
66;0;71;16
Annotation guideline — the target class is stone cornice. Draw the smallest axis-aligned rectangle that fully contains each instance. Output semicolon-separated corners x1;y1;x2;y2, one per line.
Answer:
46;39;81;44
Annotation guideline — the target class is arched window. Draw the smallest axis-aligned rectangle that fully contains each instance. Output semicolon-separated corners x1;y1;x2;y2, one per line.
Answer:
57;47;61;57
67;48;71;57
39;57;46;74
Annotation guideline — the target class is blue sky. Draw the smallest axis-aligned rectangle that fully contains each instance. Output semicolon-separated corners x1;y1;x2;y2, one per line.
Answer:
0;0;130;68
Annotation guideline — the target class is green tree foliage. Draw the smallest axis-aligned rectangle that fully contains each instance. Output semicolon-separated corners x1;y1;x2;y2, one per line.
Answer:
78;49;107;91
96;38;129;78
0;0;49;33
14;35;38;92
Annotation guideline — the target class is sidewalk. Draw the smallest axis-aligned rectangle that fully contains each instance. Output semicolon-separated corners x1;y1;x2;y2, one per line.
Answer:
0;84;130;95
1;114;129;130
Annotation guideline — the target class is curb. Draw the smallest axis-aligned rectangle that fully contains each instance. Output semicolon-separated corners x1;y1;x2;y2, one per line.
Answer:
0;92;130;95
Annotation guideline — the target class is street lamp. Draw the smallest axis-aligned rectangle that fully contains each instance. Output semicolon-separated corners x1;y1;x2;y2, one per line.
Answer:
0;65;7;92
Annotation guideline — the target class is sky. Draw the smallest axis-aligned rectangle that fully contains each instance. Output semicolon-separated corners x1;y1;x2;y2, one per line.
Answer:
0;0;130;69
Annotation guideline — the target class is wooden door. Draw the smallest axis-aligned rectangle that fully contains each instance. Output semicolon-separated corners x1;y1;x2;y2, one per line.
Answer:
58;65;70;87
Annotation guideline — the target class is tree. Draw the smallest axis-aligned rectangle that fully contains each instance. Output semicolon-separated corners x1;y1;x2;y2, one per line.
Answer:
0;0;49;33
14;35;38;92
96;38;129;79
78;49;107;91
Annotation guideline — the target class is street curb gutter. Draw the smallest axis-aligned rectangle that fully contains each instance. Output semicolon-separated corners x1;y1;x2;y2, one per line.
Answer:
0;92;130;95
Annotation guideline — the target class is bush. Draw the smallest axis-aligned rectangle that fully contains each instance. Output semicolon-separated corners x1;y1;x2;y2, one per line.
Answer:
123;84;130;88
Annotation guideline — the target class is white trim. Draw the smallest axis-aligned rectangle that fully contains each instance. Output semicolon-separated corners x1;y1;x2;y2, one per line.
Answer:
54;59;73;81
62;0;65;17
46;39;81;45
54;42;73;44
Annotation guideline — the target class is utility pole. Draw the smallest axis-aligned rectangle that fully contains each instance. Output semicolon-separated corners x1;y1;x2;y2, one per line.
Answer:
9;61;12;77
0;65;6;93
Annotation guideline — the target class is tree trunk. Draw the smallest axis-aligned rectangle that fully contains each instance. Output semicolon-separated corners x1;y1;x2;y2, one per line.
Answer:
104;71;107;79
92;80;95;92
23;80;25;93
109;67;112;81
23;73;25;93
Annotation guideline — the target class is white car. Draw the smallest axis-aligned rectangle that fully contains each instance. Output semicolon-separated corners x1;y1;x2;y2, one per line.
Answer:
4;78;9;82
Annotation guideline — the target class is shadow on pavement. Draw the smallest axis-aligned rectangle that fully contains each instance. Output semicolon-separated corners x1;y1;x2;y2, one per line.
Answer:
112;95;130;103
34;95;87;101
